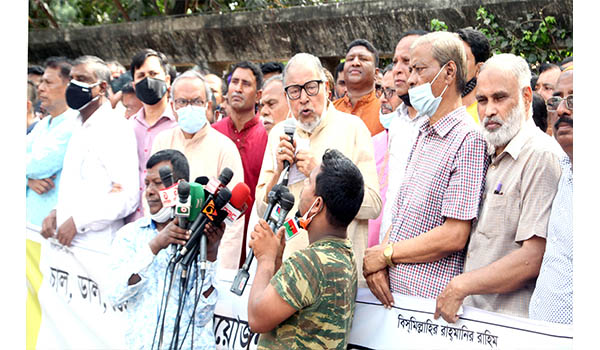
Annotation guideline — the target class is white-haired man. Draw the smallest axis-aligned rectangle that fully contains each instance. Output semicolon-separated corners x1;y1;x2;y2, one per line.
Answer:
435;53;563;322
254;52;381;287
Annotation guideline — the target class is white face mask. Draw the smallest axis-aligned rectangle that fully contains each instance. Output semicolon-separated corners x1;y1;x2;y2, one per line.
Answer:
379;110;395;129
176;105;208;134
408;63;449;118
150;206;173;223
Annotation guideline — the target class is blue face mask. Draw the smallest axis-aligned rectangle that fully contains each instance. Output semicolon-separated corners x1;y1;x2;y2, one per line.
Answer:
379;110;395;129
177;105;207;134
408;63;449;118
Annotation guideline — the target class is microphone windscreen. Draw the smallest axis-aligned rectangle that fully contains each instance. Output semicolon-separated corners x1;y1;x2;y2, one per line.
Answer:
189;182;205;222
230;183;251;209
178;181;190;201
283;118;297;135
215;187;232;208
218;167;234;186
280;191;295;211
159;166;174;187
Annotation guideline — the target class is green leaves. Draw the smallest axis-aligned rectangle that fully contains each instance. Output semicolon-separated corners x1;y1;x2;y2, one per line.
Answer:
474;6;572;68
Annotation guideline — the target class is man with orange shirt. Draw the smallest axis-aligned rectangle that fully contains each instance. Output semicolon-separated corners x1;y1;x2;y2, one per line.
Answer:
333;39;384;136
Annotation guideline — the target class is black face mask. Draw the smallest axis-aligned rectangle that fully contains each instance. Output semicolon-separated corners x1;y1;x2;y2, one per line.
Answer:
66;80;100;110
399;93;412;108
135;76;167;105
462;77;477;97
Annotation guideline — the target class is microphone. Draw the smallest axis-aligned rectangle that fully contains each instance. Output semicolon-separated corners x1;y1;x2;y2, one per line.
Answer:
159;165;174;188
174;187;232;264
282;118;296;170
188;182;205;223
222;183;252;225
231;185;292;296
189;168;233;234
175;181;190;229
273;191;295;231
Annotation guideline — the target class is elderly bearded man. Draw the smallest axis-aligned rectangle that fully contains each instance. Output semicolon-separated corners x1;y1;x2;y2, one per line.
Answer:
255;52;381;287
435;53;563;322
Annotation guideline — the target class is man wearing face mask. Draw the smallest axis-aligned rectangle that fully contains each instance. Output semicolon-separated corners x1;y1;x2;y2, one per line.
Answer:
367;64;402;247
378;30;429;244
107;149;226;350
248;149;363;349
363;32;488;306
152;70;245;270
255;53;381;288
40;55;139;254
129;49;178;222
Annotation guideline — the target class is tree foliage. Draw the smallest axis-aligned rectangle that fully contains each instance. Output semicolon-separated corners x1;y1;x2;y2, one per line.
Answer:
28;0;344;28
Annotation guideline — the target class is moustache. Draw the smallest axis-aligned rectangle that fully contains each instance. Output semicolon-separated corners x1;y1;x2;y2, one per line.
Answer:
554;116;573;129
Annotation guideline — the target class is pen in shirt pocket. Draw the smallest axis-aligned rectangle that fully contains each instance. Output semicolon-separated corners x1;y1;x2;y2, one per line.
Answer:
493;183;503;195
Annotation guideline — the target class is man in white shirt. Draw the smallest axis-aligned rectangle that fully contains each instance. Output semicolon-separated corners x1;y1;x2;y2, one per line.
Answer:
41;55;139;254
378;30;428;243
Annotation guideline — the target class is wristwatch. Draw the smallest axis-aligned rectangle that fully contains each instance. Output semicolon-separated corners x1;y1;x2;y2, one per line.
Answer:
383;243;394;267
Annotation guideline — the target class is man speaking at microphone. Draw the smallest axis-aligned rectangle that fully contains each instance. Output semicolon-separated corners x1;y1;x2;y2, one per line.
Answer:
107;149;225;350
248;149;363;349
254;53;381;288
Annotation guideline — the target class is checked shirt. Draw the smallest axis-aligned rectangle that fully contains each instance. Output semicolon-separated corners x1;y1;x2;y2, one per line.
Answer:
388;106;488;299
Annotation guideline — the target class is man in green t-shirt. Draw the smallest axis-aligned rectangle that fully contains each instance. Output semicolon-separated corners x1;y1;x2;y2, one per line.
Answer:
248;148;365;349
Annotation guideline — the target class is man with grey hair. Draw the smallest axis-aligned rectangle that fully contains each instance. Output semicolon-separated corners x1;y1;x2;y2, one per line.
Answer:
363;31;488;306
152;70;245;270
259;74;289;133
255;52;381;287
434;53;563;322
40;55;139;254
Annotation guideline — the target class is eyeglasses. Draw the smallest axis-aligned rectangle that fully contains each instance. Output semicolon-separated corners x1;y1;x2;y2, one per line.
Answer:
174;98;205;109
375;84;384;98
285;80;323;100
546;95;573;111
383;87;396;99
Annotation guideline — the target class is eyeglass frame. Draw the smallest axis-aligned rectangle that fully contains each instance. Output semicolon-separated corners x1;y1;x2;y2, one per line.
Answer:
173;97;206;109
546;95;573;111
284;80;324;100
383;87;397;99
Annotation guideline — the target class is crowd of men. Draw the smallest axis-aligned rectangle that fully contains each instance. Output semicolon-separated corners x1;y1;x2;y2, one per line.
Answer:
26;24;574;349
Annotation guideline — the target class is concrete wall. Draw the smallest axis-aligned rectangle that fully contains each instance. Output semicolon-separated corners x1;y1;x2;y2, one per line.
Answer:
28;0;572;74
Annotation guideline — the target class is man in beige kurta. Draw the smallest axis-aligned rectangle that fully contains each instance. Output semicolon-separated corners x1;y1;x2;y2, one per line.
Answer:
254;53;381;287
152;71;245;270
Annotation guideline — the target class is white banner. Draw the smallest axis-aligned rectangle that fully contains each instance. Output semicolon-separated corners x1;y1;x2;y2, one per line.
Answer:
27;225;128;350
212;270;573;350
27;225;573;350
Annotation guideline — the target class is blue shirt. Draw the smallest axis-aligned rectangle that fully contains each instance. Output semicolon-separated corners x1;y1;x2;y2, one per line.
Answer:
26;109;78;226
106;216;218;350
529;156;572;324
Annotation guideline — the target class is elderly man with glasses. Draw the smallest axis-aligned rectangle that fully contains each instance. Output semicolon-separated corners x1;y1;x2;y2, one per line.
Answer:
254;52;382;288
152;70;245;270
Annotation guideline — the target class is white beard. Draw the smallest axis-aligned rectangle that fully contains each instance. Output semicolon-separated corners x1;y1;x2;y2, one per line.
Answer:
480;98;525;154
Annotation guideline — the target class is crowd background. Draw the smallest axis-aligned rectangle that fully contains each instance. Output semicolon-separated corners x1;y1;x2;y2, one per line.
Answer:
6;1;598;349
